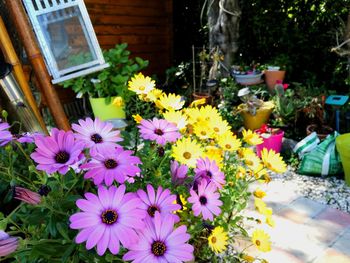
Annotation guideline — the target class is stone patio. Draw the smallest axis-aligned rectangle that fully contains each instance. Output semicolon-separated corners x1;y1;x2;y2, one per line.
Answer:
242;180;350;263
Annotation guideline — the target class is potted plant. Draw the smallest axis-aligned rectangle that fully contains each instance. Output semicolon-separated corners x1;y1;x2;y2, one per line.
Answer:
236;87;275;130
255;124;284;157
192;47;222;105
61;43;149;121
302;95;334;140
231;62;264;85
264;54;289;93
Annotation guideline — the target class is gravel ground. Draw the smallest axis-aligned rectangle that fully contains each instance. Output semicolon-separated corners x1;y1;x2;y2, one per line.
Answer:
271;167;350;213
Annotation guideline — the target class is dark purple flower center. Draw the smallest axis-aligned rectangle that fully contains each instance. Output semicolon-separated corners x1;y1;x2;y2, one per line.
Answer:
205;170;212;178
104;159;118;169
101;209;118;224
55;151;70;164
147;205;160;217
152;241;167;256
154;129;164;136
199;196;207;205
91;133;103;143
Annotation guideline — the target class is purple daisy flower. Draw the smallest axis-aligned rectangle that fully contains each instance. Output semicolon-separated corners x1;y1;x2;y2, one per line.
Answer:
138;118;181;145
0;230;18;257
187;180;222;221
30;128;85;175
0;121;12;146
170;160;188;186
123;212;194;262
72;118;122;155
81;146;141;185
194;157;225;189
137;184;180;221
69;185;146;256
16;132;43;144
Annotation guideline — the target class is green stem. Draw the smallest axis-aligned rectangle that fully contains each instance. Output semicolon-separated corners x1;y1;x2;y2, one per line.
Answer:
14;141;34;165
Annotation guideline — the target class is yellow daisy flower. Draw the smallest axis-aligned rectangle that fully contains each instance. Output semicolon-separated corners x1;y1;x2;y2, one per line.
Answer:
112;96;124;107
210;118;231;138
128;73;155;95
254;188;266;199
242;129;263;146
244;153;262;171
173;194;188;213
184;107;204;125
251;229;271;252
237;147;255;159
189;98;206;107
253;166;269;180
146;88;163;102
193;120;214;140
217;132;242;152
236;166;246;179
156;93;185;111
260;148;287;173
163;110;188;131
200;105;221;121
254;198;267;214
241;254;255;262
266;214;275;228
208;226;228;254
132;114;143;124
172;137;203;168
203;146;224;168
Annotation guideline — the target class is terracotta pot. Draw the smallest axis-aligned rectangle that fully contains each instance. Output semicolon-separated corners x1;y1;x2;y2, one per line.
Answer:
192;92;213;105
265;70;286;93
306;124;333;141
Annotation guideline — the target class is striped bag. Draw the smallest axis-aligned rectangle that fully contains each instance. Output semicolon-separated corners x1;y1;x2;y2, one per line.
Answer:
296;132;343;177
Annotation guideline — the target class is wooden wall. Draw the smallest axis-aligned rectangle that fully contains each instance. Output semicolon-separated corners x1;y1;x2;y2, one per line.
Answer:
85;0;173;77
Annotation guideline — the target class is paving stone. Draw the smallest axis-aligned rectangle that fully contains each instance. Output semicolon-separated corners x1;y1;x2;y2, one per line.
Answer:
265;216;326;262
303;217;347;245
315;207;350;228
312;247;350;263
277;197;327;224
331;227;350;256
262;246;305;263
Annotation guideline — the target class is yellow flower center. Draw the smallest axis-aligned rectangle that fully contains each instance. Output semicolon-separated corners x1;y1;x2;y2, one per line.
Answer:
139;86;145;91
211;236;217;243
214;127;219;132
245;160;253;166
183;152;192;159
255;240;261;246
225;144;232;149
201;131;207;136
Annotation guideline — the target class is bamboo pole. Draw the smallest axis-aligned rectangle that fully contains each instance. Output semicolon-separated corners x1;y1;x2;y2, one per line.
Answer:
0;16;48;134
6;0;70;131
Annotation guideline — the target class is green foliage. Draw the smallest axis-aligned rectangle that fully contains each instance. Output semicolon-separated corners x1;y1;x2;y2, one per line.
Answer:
237;0;350;91
61;43;149;103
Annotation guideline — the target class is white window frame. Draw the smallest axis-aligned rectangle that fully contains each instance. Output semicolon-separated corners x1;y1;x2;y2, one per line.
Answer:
22;0;108;84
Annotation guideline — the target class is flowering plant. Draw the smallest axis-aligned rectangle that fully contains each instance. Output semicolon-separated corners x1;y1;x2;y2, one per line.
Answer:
255;124;281;139
0;73;287;262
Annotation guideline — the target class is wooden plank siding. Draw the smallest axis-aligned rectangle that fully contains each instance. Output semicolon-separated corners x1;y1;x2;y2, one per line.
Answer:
85;0;173;77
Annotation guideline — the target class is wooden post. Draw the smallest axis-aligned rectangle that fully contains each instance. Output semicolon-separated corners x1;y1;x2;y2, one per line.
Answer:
6;0;70;131
0;16;48;134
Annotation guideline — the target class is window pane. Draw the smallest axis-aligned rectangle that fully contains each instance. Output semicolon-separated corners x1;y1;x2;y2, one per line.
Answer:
38;6;97;71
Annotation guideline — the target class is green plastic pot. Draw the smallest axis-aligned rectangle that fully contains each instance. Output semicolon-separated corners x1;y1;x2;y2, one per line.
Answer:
336;133;350;186
89;97;126;121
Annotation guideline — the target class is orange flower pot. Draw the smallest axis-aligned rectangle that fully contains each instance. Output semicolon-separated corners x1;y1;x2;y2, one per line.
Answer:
265;70;286;93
